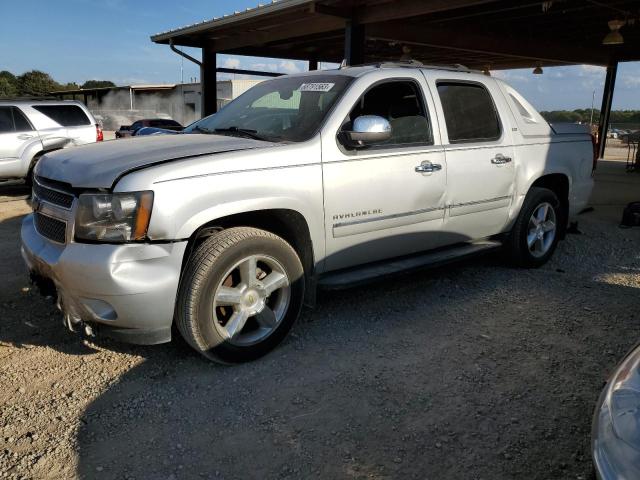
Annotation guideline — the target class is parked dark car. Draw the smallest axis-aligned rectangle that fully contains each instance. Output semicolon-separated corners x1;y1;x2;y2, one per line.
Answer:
115;119;183;138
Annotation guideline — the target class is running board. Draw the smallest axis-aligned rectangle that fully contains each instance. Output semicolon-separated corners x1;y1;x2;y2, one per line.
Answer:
318;240;502;290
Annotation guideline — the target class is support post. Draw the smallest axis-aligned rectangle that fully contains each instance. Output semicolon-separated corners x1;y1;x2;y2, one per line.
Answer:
202;47;217;118
309;58;318;71
344;20;365;66
598;60;618;159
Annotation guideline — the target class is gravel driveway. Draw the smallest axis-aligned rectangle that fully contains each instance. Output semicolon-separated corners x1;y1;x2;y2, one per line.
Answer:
1;163;640;479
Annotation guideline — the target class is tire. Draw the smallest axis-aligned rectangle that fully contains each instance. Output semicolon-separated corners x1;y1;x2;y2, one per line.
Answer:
506;187;561;268
25;153;44;187
176;227;305;363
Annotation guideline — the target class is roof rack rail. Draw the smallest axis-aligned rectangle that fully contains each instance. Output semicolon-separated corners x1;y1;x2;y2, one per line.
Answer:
342;60;478;73
0;96;63;101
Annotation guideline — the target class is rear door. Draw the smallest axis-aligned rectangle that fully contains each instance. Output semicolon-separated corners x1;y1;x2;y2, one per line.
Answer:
425;73;516;240
0;107;23;161
32;104;95;146
0;106;41;177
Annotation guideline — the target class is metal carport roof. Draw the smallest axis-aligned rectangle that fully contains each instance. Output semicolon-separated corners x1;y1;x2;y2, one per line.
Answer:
152;0;640;69
151;0;640;155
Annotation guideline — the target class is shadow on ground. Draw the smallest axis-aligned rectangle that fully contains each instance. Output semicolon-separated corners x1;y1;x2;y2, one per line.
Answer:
70;243;640;480
2;163;640;479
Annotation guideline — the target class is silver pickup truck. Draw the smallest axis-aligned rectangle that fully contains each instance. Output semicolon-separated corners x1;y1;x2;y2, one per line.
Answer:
21;63;595;363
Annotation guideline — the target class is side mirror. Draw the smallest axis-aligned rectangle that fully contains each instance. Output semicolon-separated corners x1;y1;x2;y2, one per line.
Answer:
341;115;392;148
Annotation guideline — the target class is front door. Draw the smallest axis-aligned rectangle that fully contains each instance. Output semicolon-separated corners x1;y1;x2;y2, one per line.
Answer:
321;74;448;272
0;106;40;178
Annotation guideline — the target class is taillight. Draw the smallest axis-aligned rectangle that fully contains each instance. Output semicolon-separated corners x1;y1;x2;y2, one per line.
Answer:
591;133;598;172
96;125;104;142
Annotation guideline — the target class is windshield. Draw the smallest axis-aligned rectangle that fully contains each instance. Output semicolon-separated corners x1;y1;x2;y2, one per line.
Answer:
184;74;353;142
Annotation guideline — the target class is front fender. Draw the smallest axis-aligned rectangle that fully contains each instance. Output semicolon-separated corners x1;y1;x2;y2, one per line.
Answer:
142;165;326;264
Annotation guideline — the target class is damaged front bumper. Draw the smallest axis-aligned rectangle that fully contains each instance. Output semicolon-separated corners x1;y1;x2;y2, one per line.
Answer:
21;213;187;345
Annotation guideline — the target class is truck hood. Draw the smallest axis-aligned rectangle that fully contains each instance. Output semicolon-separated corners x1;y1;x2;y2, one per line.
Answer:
36;134;277;189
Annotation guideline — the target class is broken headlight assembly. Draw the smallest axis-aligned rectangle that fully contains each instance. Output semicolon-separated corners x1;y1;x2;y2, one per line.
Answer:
593;343;640;480
75;191;154;242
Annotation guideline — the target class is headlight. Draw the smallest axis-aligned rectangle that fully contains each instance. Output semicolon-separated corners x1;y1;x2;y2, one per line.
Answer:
593;343;640;479
75;191;154;242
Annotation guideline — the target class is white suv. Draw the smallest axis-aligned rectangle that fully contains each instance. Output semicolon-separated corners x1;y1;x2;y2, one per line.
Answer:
0;100;102;181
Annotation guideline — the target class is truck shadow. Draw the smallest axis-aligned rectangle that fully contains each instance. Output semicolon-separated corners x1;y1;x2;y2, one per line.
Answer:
70;227;640;479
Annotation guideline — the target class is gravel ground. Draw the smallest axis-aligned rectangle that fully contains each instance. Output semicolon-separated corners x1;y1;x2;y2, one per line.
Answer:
1;162;640;479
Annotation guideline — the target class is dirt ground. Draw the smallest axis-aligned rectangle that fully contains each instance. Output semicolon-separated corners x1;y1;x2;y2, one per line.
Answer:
1;153;640;479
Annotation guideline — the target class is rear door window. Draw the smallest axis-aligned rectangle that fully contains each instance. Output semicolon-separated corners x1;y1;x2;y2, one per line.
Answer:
32;105;91;127
436;82;501;143
0;107;14;133
12;107;33;132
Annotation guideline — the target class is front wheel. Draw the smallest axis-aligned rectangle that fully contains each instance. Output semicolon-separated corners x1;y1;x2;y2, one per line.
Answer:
176;227;305;363
506;187;561;268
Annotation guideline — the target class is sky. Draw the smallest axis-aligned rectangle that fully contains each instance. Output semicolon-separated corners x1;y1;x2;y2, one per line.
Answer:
1;0;639;111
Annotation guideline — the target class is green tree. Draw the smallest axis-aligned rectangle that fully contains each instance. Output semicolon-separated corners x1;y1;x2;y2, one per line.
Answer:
17;70;61;96
0;71;18;97
60;82;80;91
81;80;115;89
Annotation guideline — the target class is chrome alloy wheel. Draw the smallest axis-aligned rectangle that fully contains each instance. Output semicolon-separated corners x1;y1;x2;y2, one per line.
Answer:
212;255;291;346
527;202;557;258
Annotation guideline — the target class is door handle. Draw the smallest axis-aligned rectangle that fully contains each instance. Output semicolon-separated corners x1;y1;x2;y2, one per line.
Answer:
415;162;442;173
18;134;34;140
491;154;512;164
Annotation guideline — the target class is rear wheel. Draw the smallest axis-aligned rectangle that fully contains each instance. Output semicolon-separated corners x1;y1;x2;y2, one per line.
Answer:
25;152;47;187
176;227;305;363
506;187;561;267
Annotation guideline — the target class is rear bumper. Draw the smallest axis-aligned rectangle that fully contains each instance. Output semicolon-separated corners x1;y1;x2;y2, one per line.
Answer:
21;213;188;345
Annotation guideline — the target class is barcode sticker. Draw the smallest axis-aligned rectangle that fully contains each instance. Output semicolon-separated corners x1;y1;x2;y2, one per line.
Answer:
299;83;335;92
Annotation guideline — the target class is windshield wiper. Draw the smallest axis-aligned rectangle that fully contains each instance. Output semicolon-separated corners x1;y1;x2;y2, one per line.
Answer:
214;127;268;141
192;125;214;134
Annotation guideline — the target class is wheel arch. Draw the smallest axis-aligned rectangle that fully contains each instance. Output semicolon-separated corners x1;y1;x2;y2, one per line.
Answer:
180;208;316;291
529;173;570;237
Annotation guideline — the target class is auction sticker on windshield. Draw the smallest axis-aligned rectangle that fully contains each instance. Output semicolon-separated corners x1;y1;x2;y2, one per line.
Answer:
299;83;335;92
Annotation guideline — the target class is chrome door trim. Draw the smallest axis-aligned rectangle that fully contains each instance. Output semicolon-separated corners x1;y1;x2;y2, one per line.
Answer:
333;206;444;238
449;195;512;217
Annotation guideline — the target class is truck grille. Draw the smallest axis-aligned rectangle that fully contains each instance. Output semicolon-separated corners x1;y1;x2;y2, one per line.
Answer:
35;212;67;243
33;179;74;209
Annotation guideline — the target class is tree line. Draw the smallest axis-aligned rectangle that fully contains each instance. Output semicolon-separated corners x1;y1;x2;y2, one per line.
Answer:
1;70;639;126
0;70;115;98
540;109;640;125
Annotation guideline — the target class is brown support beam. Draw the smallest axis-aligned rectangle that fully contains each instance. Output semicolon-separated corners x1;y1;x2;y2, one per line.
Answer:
344;20;365;66
211;15;344;52
356;0;498;24
367;22;610;66
598;60;618;159
202;47;217;118
309;3;351;19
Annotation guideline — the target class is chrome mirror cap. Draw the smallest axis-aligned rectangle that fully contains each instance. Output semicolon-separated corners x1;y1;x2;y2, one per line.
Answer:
341;115;392;148
353;115;392;135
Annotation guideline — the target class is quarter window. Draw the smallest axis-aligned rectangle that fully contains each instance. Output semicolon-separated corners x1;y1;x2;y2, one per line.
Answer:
347;80;432;147
32;105;91;127
437;82;501;143
12;107;33;132
0;107;13;133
